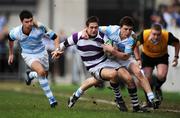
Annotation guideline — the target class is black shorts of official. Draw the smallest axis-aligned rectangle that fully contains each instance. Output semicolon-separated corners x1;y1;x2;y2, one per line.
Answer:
141;52;169;69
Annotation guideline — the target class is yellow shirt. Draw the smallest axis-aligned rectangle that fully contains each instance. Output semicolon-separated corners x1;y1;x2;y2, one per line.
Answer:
141;29;169;58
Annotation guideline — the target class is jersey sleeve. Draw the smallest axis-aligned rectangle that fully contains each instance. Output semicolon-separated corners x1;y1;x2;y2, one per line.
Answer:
60;31;82;50
124;38;135;54
37;21;57;40
9;28;19;41
168;32;179;45
46;31;57;40
99;26;113;36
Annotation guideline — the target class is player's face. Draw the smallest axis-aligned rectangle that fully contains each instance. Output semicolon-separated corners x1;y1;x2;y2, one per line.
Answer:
22;18;33;31
150;29;161;41
120;25;133;39
87;22;98;37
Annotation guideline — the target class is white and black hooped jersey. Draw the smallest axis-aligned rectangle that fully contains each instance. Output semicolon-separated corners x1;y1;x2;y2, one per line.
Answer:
61;31;110;72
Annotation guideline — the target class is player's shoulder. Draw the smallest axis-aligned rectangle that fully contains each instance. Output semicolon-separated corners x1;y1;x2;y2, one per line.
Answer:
109;25;119;31
9;25;21;35
109;25;120;35
127;35;136;45
69;31;83;40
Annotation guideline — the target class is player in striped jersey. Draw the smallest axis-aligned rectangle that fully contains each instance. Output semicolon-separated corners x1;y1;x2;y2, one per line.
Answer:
52;16;147;112
8;10;59;108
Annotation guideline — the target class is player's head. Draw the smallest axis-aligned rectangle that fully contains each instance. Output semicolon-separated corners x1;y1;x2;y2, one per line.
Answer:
119;16;134;39
19;10;33;30
150;23;162;42
86;16;99;37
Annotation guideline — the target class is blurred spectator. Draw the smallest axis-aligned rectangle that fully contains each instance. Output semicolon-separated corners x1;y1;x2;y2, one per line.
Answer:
0;16;8;73
172;3;180;27
162;5;176;30
150;5;167;28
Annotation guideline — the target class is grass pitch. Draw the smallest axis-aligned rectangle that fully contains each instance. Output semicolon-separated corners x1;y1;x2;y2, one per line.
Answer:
0;82;180;118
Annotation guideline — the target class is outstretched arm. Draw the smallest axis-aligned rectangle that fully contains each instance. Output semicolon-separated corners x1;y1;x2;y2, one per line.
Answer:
51;32;81;59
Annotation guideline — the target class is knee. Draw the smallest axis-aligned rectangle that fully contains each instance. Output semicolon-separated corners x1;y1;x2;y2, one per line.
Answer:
124;75;135;87
37;69;46;77
108;70;117;79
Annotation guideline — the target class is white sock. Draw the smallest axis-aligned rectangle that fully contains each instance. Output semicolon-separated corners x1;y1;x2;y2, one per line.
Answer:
75;88;83;98
147;92;155;102
29;71;38;79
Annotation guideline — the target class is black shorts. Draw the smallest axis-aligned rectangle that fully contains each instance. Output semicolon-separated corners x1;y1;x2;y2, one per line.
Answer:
141;52;169;69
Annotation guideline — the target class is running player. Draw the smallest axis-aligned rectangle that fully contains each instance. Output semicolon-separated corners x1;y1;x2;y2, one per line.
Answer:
135;23;180;107
8;10;59;108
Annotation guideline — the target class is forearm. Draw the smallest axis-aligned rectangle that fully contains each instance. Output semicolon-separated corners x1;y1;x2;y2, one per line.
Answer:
54;35;60;49
111;48;130;60
174;42;180;57
8;41;14;55
134;46;141;60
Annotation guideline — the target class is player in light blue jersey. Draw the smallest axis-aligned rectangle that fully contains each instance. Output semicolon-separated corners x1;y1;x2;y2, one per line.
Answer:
100;16;160;109
8;10;59;108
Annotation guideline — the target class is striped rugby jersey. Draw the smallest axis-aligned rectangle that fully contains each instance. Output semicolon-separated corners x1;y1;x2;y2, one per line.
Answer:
9;22;56;54
99;25;135;54
61;31;110;71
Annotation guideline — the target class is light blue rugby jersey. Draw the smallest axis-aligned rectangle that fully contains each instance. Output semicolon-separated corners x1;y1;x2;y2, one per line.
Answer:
9;23;56;54
99;25;135;54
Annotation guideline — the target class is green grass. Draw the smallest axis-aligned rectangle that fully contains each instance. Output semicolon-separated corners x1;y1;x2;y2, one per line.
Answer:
0;82;180;118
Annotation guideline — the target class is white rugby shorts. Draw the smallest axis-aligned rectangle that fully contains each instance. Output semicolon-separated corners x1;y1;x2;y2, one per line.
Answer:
21;50;49;71
89;59;121;81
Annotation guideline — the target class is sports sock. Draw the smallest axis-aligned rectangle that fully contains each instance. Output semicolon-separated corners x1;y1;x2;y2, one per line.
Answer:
38;76;56;104
147;92;155;102
128;87;139;107
110;82;123;101
74;88;83;98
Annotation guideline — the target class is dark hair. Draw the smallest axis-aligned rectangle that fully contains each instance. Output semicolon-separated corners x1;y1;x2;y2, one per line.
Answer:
86;16;99;27
19;10;33;21
151;23;162;31
119;16;135;27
